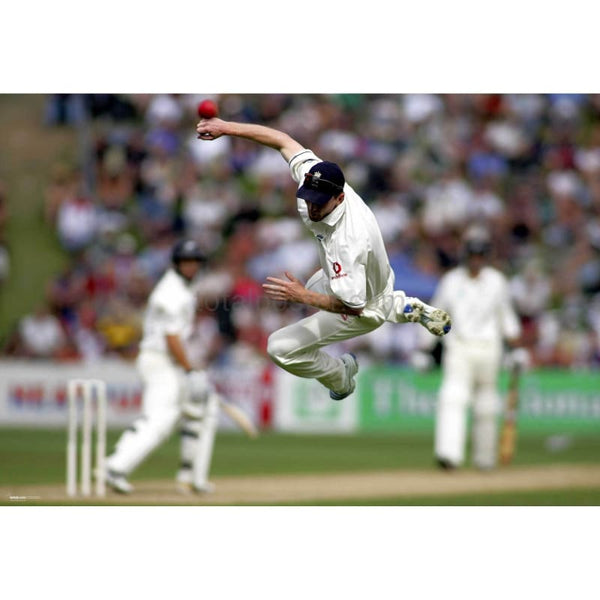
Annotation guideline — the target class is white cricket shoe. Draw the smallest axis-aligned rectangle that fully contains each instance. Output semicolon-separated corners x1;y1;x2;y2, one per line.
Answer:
177;482;216;495
176;468;194;494
404;299;451;336
176;469;216;495
329;353;359;401
193;481;216;494
105;469;134;494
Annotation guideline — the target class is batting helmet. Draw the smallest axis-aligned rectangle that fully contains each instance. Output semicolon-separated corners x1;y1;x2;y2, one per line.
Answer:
464;237;491;257
462;225;491;257
171;239;205;264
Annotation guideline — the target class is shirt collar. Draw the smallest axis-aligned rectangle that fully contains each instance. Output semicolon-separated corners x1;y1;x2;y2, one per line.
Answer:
320;199;346;227
170;267;195;288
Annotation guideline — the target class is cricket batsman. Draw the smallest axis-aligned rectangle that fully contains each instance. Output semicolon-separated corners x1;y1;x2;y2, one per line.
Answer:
105;239;219;494
196;117;451;399
413;226;527;470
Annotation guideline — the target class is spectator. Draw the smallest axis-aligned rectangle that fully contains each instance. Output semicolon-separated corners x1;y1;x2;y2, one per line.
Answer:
510;259;552;356
96;296;142;360
15;303;68;359
44;165;81;224
56;194;98;252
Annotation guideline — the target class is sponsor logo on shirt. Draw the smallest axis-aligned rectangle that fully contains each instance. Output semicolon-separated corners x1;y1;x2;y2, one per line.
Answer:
331;261;348;280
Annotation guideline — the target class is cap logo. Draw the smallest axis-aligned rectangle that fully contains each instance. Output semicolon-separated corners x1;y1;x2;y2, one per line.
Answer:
303;171;342;194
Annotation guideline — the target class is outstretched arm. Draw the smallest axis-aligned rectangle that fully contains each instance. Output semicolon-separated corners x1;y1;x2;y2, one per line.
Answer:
196;118;304;163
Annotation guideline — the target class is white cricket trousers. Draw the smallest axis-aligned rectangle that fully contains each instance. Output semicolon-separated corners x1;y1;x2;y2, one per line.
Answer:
106;351;185;475
435;338;502;469
267;270;410;394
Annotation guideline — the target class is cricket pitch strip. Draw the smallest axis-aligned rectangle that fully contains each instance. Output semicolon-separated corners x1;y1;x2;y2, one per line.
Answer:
2;463;600;505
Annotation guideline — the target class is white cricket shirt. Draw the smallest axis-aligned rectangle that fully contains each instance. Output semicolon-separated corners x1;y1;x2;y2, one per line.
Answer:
431;265;521;346
289;149;392;309
139;268;196;354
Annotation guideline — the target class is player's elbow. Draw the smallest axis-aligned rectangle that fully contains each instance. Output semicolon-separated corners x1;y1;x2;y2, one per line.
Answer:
332;288;366;316
280;136;305;162
342;306;363;317
339;298;365;316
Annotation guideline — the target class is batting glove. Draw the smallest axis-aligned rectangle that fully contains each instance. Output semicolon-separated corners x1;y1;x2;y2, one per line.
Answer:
409;351;434;373
505;347;531;371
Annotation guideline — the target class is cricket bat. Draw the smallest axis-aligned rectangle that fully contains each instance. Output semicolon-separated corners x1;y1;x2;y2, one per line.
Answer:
499;361;522;465
218;396;259;438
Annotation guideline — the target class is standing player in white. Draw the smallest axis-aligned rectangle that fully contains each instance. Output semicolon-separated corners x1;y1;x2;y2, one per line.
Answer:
105;239;219;494
415;227;525;470
196;118;451;399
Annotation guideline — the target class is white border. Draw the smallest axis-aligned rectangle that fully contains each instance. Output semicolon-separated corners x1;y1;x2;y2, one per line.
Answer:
1;1;598;92
1;1;597;594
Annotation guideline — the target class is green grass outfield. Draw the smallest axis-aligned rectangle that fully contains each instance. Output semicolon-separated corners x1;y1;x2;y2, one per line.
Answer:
2;428;600;505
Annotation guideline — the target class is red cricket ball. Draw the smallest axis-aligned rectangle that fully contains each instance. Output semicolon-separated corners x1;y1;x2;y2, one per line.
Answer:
197;99;218;119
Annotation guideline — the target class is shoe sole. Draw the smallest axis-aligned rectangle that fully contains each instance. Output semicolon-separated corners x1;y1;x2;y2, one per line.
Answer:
329;353;358;401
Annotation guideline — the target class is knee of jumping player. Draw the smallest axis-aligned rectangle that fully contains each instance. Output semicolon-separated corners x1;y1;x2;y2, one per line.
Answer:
267;331;299;367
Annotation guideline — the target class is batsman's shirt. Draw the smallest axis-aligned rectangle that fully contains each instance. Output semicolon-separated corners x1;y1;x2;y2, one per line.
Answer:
289;149;392;310
139;268;196;356
430;266;520;348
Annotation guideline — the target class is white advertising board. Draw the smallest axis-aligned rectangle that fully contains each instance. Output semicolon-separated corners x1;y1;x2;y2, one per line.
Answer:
273;370;358;433
0;360;270;431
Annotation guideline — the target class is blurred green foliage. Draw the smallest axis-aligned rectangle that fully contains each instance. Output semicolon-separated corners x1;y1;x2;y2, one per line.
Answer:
0;95;73;341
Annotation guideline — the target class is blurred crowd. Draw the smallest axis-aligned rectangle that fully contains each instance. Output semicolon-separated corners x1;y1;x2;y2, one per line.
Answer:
4;93;600;369
0;182;8;288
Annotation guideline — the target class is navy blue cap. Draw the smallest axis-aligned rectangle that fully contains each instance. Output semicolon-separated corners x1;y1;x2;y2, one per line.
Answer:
297;161;345;205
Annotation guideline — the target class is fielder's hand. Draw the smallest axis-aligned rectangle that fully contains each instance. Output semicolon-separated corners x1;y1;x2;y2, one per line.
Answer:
263;272;306;304
196;118;226;140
